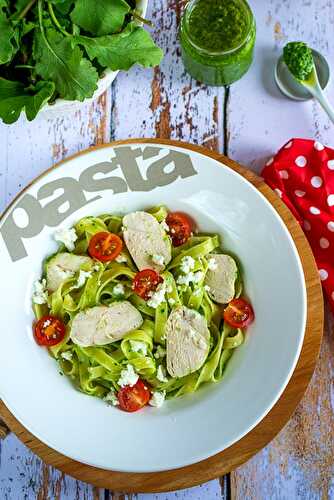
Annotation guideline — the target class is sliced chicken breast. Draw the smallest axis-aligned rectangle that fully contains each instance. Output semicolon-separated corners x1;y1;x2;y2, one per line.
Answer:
46;253;92;292
205;254;237;304
122;211;171;272
166;306;210;378
70;301;143;347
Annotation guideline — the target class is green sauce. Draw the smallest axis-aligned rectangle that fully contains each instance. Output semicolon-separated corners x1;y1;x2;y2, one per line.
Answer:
283;42;314;81
180;0;256;86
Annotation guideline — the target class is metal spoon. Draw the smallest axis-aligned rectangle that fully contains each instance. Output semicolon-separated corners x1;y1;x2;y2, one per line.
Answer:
275;49;334;123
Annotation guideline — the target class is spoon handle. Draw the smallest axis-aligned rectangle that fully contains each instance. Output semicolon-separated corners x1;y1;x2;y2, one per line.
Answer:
314;91;334;124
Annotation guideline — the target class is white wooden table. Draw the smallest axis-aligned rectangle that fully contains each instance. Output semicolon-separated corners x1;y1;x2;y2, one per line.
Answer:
1;1;334;498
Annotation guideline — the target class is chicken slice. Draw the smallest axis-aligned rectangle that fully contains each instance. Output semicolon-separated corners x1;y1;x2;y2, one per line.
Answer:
46;253;93;292
122;211;171;272
166;306;210;378
204;254;237;304
70;301;143;347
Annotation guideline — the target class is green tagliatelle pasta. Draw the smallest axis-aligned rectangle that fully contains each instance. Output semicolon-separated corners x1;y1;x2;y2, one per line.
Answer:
33;206;247;406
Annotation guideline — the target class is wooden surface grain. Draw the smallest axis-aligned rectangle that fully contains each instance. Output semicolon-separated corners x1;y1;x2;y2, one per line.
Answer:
0;0;333;498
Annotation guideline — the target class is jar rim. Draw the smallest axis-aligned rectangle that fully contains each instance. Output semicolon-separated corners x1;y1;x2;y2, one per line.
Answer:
182;0;255;56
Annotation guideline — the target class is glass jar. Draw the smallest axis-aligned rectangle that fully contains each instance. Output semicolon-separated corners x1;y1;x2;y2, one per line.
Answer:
179;0;256;86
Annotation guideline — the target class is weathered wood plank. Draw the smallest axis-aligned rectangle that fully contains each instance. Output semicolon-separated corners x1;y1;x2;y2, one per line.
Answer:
107;477;227;500
0;91;111;212
134;478;228;500
0;94;110;498
229;0;334;498
110;0;224;151
231;313;334;500
227;0;334;172
0;433;103;500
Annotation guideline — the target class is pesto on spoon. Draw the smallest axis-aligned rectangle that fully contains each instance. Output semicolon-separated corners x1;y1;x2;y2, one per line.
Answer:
283;41;334;124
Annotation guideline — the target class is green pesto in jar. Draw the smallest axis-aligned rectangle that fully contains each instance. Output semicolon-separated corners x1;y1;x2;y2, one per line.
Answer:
180;0;256;86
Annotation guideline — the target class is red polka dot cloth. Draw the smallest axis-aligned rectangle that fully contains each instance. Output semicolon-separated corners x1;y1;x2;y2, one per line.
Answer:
262;138;334;308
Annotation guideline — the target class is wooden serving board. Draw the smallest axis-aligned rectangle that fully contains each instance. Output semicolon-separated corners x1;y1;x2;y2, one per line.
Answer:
0;140;324;494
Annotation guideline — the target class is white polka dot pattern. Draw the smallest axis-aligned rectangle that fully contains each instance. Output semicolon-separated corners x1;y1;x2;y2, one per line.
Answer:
319;269;328;281
320;237;330;249
262;138;334;309
279;170;289;179
295;156;307;167
314;141;324;151
327;195;334;207
295;190;305;197
303;220;311;231
311;176;322;188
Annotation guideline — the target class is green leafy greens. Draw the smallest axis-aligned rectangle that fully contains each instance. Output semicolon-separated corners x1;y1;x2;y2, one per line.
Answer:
0;0;163;124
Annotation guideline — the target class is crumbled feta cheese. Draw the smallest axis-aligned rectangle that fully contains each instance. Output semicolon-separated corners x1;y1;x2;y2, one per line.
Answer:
180;255;195;274
118;364;138;387
32;279;48;304
151;254;165;266
147;281;167;309
207;257;218;271
130;340;147;355
149;390;166;407
193;271;203;283
115;254;127;264
154;346;166;359
157;365;168;383
193;288;201;296
160;220;169;232
177;271;203;286
73;270;91;289
93;263;100;272
61;351;73;361
54;227;77;251
113;283;125;297
177;274;192;286
103;389;119;406
170;228;176;234
166;284;173;293
204;285;211;292
168;298;176;306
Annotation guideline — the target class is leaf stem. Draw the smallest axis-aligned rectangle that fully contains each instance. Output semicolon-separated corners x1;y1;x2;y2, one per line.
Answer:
131;10;154;28
47;1;71;37
15;64;35;69
12;0;37;21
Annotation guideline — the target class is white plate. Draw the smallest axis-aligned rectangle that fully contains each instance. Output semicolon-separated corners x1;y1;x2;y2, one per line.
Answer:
0;142;306;473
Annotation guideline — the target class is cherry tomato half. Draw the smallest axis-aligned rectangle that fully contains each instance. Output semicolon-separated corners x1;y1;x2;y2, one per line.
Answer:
166;212;194;247
34;315;66;346
117;379;151;412
88;232;123;262
133;269;163;300
223;298;254;329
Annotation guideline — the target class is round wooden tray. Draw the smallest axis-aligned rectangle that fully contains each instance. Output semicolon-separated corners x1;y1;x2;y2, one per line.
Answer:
0;140;324;493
